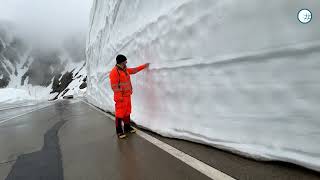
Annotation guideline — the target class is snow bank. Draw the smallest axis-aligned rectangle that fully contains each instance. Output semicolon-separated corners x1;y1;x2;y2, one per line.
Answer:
86;0;320;171
0;88;35;103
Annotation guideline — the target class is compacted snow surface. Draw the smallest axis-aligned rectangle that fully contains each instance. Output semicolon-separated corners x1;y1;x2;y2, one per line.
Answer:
86;0;320;171
0;88;34;103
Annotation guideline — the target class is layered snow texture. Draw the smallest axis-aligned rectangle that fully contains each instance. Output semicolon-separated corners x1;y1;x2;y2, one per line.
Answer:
86;0;320;171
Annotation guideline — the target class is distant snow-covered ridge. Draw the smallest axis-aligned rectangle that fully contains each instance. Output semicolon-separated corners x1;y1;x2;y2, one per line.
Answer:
0;22;87;101
86;0;320;171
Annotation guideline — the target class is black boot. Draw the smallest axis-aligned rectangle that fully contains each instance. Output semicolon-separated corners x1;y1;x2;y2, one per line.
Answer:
116;118;126;138
116;127;126;138
124;123;136;133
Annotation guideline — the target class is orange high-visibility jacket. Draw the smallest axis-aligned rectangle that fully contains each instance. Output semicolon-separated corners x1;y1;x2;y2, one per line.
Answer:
109;64;147;101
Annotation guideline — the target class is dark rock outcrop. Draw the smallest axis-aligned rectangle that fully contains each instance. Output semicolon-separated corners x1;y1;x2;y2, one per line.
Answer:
79;82;87;89
0;75;10;88
0;40;4;53
83;76;87;82
0;56;10;88
50;71;73;94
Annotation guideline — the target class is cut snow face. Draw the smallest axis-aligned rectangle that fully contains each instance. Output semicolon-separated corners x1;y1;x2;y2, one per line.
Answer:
86;0;320;172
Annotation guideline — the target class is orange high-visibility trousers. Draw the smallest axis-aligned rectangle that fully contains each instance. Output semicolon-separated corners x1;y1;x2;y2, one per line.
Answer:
115;95;131;119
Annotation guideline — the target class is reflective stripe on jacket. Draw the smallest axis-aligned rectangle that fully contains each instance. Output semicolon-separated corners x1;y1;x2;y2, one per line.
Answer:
109;64;147;100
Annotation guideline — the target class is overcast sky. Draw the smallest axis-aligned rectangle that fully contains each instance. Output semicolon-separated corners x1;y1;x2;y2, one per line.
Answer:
0;0;93;48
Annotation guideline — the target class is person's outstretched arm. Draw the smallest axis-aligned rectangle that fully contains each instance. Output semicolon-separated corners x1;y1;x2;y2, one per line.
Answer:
127;63;150;74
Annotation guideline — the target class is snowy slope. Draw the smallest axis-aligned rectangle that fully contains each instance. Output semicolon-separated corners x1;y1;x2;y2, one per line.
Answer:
86;0;320;171
0;88;34;103
0;22;87;103
53;61;87;99
3;49;87;101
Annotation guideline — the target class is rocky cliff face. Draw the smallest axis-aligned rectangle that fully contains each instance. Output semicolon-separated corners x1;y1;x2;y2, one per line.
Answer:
0;22;87;100
0;23;27;88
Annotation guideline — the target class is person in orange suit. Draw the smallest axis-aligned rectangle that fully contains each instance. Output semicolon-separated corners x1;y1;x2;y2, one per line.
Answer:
109;54;150;138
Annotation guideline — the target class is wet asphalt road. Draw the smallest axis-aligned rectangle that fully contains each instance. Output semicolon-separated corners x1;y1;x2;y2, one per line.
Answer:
0;99;319;180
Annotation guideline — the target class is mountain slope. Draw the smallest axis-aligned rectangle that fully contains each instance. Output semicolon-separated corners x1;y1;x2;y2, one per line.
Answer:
0;22;87;101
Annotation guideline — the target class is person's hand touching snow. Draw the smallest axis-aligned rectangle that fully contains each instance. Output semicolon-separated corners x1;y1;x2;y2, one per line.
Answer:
145;63;150;69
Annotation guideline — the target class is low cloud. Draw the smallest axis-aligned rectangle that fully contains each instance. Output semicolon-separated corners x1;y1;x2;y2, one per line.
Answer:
0;0;92;48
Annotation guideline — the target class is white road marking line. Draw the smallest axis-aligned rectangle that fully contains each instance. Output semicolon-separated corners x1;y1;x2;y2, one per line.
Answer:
81;99;236;180
0;104;38;111
0;102;59;126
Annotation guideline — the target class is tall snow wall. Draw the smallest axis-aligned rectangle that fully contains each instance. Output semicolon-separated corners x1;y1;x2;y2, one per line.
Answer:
86;0;320;171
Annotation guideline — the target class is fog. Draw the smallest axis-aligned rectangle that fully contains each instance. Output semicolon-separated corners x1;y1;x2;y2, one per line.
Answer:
0;0;92;48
